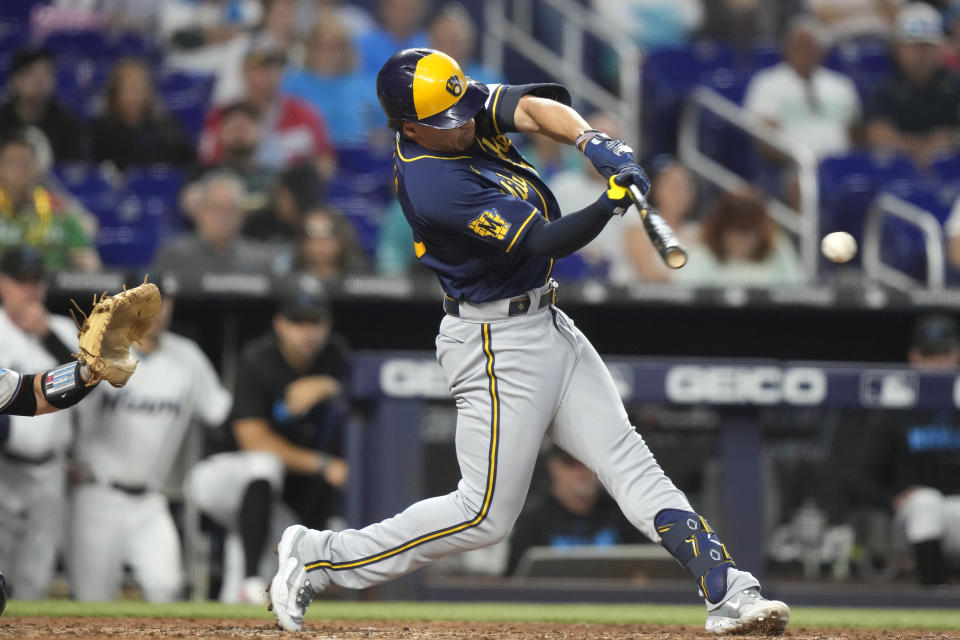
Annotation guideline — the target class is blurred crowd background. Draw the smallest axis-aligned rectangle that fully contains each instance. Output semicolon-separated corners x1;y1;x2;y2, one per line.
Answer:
0;0;958;606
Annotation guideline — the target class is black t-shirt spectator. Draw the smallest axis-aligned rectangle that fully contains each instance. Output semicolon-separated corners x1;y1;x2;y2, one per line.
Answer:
91;113;196;170
230;331;352;528
506;490;643;575
243;206;300;243
851;410;960;509
0;98;88;160
865;70;960;135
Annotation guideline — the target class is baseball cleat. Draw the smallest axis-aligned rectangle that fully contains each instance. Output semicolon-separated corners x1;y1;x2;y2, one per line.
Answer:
705;587;789;635
270;525;316;632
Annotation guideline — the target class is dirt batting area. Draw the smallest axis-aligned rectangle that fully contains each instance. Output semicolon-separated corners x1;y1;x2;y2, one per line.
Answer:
1;618;958;640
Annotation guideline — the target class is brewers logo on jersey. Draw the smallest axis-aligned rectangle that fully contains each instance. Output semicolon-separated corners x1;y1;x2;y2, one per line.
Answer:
468;210;510;240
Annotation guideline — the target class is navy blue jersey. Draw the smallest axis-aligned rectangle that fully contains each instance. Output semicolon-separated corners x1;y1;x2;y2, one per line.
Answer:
394;83;572;302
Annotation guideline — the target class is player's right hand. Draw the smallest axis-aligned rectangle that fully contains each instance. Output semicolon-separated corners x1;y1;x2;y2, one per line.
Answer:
598;165;649;216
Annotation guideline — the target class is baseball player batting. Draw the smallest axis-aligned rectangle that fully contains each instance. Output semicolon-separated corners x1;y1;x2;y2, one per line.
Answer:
270;48;790;635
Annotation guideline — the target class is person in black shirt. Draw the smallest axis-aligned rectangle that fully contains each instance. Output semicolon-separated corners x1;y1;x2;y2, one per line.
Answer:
865;4;960;166
506;447;642;575
186;279;350;603
852;315;960;585
0;47;87;162
91;58;195;170
243;162;324;243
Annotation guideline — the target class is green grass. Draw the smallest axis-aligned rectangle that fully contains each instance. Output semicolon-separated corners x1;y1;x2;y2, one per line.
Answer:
5;600;960;630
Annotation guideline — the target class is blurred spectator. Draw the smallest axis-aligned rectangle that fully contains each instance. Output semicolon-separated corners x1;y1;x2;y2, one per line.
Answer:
522;134;581;183
506;447;642;576
91;58;195;171
549;113;657;284
865;3;960;166
68;297;231;602
161;0;262;55
702;0;799;51
945;190;960;269
293;0;376;39
0;131;99;272
186;279;350;602
291;206;369;277
428;2;505;84
152;171;274;279
355;0;430;74
593;0;705;51
627;158;701;282
282;15;385;147
200;101;278;213
244;162;324;243
945;3;960;70
199;39;336;174
805;0;903;45
375;199;415;274
674;190;806;285
0;248;79;599
744;17;862;159
850;315;960;584
0;47;87;162
209;0;300;104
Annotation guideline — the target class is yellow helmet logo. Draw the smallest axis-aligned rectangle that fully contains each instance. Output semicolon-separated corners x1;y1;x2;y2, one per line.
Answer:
412;51;468;120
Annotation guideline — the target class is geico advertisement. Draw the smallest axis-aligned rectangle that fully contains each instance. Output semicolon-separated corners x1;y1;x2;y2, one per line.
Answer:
665;366;827;406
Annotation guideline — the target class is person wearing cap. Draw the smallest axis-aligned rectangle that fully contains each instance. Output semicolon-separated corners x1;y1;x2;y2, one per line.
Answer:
355;0;430;75
185;277;350;604
0;247;98;600
0;130;100;273
865;2;960;165
198;36;336;175
844;314;960;585
67;295;231;603
0;46;88;162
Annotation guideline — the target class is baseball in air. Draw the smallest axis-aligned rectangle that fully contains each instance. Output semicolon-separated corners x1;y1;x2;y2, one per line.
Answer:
821;231;857;263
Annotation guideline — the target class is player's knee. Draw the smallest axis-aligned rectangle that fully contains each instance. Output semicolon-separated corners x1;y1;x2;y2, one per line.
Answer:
900;486;945;516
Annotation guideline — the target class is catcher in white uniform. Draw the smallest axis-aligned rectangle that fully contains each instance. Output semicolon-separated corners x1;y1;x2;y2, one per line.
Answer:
0;247;161;609
69;297;231;602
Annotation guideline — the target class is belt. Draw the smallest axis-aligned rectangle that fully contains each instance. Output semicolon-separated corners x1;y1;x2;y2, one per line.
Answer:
2;448;56;466
443;286;557;318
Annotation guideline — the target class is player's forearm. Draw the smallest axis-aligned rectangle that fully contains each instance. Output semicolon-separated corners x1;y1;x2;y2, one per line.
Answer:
513;95;591;146
522;201;614;258
234;419;335;474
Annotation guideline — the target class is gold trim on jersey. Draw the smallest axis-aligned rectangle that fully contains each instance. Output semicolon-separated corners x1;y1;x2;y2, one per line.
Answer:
414;241;426;259
395;137;471;163
490;85;506;136
505;209;539;253
303;323;501;573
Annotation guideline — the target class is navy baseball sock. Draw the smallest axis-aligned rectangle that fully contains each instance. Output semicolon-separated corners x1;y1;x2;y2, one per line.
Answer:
239;479;272;577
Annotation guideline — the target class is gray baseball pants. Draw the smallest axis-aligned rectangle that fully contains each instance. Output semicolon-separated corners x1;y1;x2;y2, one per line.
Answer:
296;284;759;607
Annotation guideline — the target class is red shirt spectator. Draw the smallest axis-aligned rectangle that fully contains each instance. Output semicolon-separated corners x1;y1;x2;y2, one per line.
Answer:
200;96;333;169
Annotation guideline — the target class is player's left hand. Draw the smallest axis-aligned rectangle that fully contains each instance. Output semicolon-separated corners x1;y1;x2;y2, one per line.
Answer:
598;165;650;215
582;133;646;186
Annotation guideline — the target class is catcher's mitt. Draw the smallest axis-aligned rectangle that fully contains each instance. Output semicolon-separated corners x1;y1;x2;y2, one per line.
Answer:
70;277;162;388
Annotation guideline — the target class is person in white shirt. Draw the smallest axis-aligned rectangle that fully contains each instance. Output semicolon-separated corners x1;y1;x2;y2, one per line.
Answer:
0;248;88;600
744;16;862;160
68;296;231;602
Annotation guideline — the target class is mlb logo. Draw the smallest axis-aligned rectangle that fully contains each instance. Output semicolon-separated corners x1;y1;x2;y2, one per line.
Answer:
860;371;918;408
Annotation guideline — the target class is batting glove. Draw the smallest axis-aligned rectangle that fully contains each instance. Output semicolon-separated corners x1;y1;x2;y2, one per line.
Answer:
598;165;648;216
581;132;647;186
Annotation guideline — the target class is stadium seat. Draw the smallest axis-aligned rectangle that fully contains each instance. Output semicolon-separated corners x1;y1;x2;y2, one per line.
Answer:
53;162;121;221
929;153;960;189
159;71;215;140
642;41;738;156
874;178;956;282
0;0;45;22
95;224;162;268
43;29;107;59
823;37;892;99
818;151;916;244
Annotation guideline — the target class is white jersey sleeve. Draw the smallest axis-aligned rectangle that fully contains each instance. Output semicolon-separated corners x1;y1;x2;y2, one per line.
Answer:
0;367;24;411
183;339;232;426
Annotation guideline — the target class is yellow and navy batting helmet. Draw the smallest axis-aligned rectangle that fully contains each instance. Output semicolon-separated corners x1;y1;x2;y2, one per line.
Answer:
376;48;489;130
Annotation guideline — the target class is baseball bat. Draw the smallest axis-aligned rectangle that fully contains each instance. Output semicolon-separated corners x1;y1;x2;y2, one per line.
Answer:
628;184;688;269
